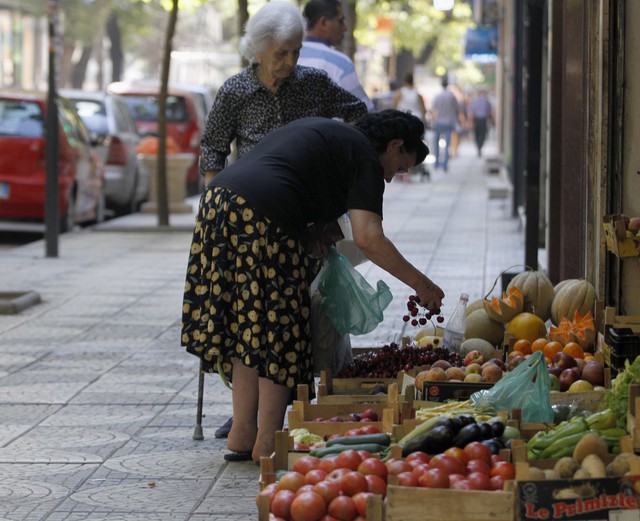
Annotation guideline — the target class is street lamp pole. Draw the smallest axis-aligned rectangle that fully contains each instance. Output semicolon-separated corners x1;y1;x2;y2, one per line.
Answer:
44;0;59;257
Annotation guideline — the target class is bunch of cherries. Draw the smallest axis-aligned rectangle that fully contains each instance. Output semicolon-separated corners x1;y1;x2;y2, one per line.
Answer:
402;294;445;327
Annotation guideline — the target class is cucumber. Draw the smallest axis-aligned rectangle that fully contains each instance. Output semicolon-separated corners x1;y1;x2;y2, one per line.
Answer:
325;433;391;448
310;443;389;458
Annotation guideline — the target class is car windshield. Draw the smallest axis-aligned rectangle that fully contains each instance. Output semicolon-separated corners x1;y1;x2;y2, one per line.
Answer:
121;94;188;123
0;99;44;138
69;99;108;136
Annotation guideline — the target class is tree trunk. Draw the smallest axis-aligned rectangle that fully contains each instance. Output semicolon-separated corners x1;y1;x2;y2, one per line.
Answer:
340;0;357;61
238;0;249;67
157;0;179;226
70;45;92;89
106;12;124;83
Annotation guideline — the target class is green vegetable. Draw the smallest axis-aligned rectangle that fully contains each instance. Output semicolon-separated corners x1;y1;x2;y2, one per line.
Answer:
309;443;389;458
326;433;391;448
397;416;451;447
538;431;587;459
606;355;640;429
528;417;588;451
585;408;617;431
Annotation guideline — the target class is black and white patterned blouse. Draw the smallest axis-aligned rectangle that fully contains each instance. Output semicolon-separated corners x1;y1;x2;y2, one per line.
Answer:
199;64;368;173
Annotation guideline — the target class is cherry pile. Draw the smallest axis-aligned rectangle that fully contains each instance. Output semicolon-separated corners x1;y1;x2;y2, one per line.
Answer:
403;294;444;327
337;342;463;378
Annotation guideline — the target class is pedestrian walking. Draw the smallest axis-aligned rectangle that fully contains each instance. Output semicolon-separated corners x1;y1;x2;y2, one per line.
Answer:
430;77;463;172
467;87;494;157
196;0;367;441
298;0;374;111
181;110;445;463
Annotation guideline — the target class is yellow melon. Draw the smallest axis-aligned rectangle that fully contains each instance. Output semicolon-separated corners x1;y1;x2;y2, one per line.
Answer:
506;312;548;343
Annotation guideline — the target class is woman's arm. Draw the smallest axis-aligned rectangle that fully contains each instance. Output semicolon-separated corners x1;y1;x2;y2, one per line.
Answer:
349;208;444;311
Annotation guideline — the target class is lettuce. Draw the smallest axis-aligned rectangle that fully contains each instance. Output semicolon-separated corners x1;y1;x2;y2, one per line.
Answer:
606;355;640;428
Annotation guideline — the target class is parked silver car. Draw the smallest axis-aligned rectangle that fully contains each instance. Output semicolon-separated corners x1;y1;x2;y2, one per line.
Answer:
60;89;145;214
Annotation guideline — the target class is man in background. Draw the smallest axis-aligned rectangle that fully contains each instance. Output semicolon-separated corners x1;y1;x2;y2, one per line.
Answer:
431;77;463;172
467;88;494;157
298;0;375;112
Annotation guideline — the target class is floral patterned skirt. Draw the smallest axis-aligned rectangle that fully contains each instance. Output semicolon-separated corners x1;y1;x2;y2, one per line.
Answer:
181;186;313;390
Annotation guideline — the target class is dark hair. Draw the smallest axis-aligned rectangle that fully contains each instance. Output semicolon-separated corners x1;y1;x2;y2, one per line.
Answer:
303;0;341;29
441;76;449;88
354;109;429;165
403;72;414;85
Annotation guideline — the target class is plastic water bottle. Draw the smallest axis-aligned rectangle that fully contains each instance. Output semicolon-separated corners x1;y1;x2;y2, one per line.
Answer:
442;293;469;354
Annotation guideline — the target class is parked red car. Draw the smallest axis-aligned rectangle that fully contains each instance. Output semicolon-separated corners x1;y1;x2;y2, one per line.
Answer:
0;90;105;231
107;81;203;195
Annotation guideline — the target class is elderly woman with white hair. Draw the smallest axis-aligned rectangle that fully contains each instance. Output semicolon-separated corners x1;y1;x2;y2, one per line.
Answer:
192;1;367;456
199;1;367;187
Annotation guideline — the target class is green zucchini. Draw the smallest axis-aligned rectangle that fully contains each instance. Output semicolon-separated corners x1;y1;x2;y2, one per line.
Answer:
310;443;389;458
325;433;391;448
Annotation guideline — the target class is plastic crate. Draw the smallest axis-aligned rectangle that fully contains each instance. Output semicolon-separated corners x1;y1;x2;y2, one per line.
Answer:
606;326;640;376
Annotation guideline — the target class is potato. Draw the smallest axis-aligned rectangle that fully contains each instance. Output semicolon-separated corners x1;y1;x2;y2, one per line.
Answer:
607;452;638;477
572;433;608;463
581;454;606;478
543;469;561;480
528;466;546;480
573;468;591;479
554;457;580;479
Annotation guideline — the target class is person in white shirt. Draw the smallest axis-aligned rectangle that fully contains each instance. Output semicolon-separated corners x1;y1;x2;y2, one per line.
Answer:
298;0;375;112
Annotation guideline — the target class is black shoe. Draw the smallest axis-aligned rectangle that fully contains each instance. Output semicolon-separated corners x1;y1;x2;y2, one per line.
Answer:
223;451;252;462
215;417;233;439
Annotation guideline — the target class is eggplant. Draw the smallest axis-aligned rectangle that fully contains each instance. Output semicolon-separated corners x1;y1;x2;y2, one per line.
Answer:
457;415;477;426
452;423;482;448
478;422;493;440
489;421;506;438
481;438;503;455
401;425;454;456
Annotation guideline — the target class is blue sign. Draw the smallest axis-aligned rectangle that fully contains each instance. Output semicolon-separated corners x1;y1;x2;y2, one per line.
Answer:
465;27;498;62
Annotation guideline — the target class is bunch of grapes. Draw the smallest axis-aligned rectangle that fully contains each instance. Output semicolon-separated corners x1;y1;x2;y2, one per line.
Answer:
402;294;444;327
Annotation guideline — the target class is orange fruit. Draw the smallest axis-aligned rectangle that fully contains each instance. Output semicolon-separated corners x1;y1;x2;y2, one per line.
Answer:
508;350;525;362
543;341;564;359
513;339;532;355
531;337;549;353
506;313;548;343
562;342;585;359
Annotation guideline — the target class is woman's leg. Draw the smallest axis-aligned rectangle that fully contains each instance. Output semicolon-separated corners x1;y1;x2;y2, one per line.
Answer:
253;377;292;461
227;358;259;453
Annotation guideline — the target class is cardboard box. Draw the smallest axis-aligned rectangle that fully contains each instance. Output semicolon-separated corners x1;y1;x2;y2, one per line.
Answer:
422;380;494;402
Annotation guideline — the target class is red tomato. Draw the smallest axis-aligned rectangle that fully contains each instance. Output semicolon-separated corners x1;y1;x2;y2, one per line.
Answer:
344;428;364;437
428;454;466;476
318;456;338;473
313;479;341;504
340;471;369;496
491;461;515;480
443;446;469;465
466;458;491;476
385;458;412;476
396;471;419;487
463;442;492;465
418;468;450;489
269;514;287;521
357;457;388;480
357;450;373;461
467;471;492;490
326;468;350;483
328;495;358;520
410;463;431;479
490;475;506;491
364;474;387;495
279;471;307;492
293;455;321;475
305;469;328;485
447;473;467;488
290;490;327;521
319;516;342;521
405;452;430;467
491;454;503;465
451;479;472;490
359;424;381;435
352;491;374;517
294;442;310;451
256;482;279;509
271;489;296;518
336;449;364;471
296;484;316;496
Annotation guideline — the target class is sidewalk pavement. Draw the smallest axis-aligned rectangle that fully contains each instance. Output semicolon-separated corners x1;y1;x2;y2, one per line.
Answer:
0;137;523;520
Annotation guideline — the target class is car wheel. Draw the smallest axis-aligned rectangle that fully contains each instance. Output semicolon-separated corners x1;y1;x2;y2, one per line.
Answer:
60;190;76;233
95;189;106;224
129;170;140;214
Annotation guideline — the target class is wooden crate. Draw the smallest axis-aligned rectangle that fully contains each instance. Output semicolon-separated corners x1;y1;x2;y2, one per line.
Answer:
602;214;640;258
383;485;515;521
287;399;396;436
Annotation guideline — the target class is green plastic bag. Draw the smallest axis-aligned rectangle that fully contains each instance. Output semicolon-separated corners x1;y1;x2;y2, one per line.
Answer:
317;247;393;335
470;350;554;423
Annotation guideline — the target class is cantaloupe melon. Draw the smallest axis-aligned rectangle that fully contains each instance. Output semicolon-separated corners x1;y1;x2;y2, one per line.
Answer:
465;308;505;346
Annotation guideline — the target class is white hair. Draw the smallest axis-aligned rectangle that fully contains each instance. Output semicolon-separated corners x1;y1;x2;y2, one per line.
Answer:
239;2;306;64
